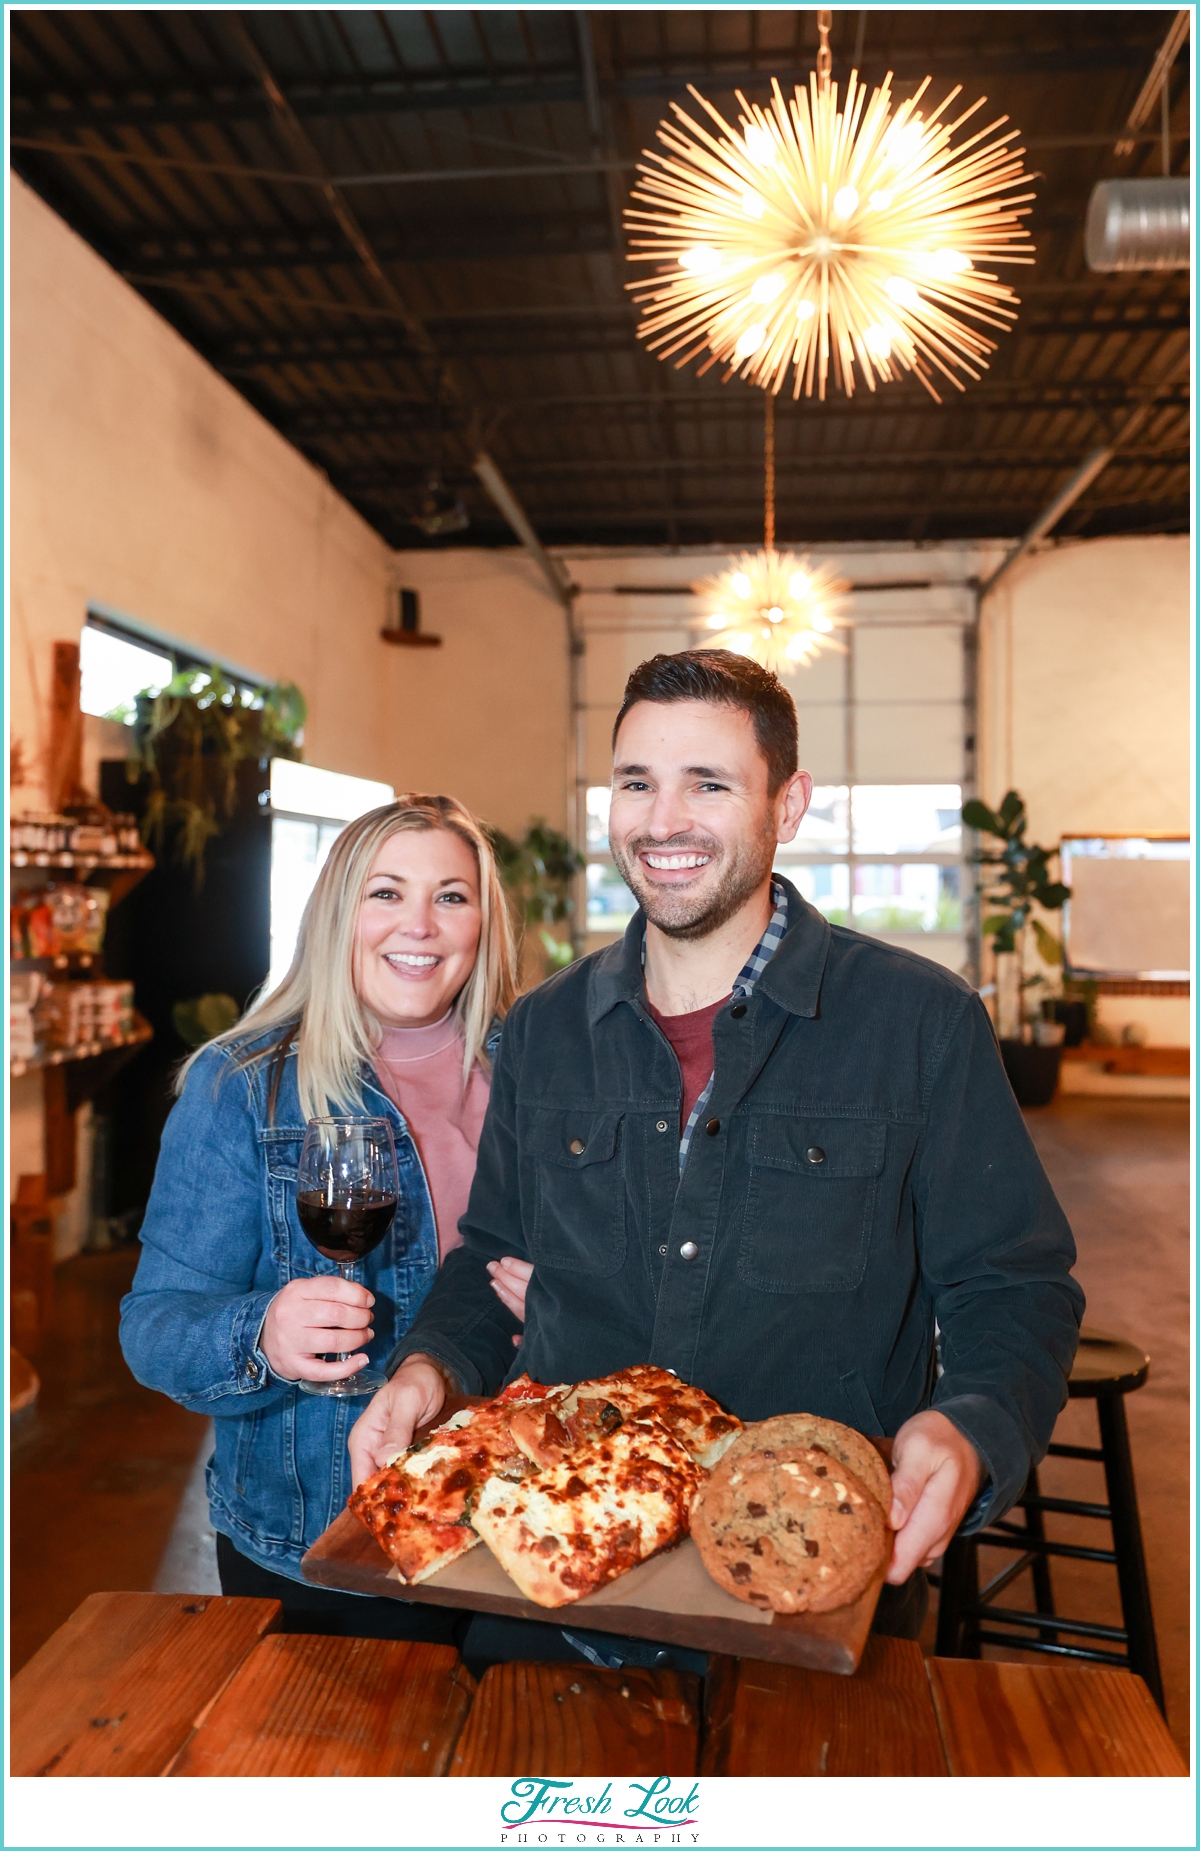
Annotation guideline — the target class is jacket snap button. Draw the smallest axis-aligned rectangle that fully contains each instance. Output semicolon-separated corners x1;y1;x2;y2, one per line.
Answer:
705;1118;721;1136
655;1120;669;1133
730;1002;747;1018
806;1146;826;1164
679;1241;699;1260
569;1138;586;1155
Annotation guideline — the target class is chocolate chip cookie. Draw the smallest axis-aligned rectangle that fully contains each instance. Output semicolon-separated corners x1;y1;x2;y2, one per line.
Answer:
693;1443;888;1614
721;1412;893;1517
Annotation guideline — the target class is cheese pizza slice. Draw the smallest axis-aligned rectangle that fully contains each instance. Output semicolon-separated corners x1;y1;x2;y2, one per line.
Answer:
470;1416;704;1608
571;1365;743;1469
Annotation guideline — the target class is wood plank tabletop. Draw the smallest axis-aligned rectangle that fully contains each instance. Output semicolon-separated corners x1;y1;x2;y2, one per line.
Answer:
169;1634;476;1777
449;1661;701;1777
701;1635;948;1776
927;1658;1189;1777
10;1591;280;1776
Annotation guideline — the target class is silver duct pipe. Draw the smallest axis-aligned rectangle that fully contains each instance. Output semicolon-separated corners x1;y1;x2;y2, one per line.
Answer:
1086;178;1191;271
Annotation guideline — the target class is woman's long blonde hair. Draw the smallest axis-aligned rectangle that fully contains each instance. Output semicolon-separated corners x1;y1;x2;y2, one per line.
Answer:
178;794;517;1122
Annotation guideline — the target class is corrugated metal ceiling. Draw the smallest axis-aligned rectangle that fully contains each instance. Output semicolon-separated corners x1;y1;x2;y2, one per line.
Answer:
12;7;1190;550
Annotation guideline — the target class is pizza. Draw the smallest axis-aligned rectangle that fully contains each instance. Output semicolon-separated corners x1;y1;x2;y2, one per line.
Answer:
471;1416;704;1606
347;1367;740;1603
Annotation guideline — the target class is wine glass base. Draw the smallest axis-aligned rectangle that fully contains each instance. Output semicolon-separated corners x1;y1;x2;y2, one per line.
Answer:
298;1369;389;1397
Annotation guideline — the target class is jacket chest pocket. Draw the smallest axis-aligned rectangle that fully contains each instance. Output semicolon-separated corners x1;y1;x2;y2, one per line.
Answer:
526;1109;627;1276
738;1117;886;1294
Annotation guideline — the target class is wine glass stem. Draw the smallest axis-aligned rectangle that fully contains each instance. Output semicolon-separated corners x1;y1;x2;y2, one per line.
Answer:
336;1260;355;1363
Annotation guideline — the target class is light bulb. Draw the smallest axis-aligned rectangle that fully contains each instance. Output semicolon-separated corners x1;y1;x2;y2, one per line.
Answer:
885;276;921;309
832;185;859;220
788;571;811;598
868;189;893;211
811;612;834;633
785;635;813;661
734;323;767;359
887;119;925;164
930;248;972;276
706;613;729;630
750;271;786;304
727;633;755;656
767;605;785;623
741;189;765;220
864;322;893;359
681;244;721;275
730;572;753;599
796;299;816;322
744;125;776;166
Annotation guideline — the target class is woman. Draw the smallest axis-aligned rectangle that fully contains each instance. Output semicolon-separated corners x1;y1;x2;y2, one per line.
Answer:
120;794;530;1639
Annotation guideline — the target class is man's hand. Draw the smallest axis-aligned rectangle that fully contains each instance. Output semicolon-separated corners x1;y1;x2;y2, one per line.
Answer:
260;1276;374;1384
886;1409;984;1585
348;1355;450;1487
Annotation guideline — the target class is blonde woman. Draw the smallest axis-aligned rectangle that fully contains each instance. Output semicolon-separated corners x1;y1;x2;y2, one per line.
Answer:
121;795;530;1639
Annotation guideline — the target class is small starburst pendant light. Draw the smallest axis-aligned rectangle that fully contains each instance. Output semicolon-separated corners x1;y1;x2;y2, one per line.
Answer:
695;396;849;673
626;10;1035;401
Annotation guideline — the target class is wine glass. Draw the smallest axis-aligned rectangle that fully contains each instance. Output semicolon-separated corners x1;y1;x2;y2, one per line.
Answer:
295;1117;398;1398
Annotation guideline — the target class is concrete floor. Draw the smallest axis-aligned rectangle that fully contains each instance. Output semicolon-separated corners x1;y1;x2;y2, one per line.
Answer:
11;1098;1191;1759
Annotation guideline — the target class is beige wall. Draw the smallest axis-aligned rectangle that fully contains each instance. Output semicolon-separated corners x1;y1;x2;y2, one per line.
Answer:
978;534;1191;844
10;174;397;806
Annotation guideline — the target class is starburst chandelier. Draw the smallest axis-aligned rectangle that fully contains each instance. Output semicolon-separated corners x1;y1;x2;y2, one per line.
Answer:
625;11;1035;401
694;396;849;674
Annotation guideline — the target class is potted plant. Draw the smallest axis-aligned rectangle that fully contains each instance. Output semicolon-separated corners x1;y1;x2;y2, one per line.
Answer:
962;790;1071;1107
488;818;584;976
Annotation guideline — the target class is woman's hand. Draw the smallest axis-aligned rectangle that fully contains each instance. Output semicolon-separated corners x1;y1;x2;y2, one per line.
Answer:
487;1256;532;1343
260;1276;375;1384
348;1355;449;1486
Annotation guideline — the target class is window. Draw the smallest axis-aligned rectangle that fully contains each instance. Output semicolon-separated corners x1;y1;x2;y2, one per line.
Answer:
80;611;266;725
266;759;396;994
79;624;174;721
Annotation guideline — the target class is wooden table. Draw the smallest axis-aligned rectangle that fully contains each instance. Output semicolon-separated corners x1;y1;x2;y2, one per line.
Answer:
10;1591;1187;1777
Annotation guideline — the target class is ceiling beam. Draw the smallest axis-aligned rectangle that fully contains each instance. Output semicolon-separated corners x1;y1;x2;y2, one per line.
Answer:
12;34;1170;133
119;214;612;276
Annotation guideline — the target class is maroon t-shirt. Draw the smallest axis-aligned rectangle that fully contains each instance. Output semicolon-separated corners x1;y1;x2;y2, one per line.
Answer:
646;994;732;1132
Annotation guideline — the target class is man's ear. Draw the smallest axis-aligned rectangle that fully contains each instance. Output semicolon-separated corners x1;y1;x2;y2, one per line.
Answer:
775;770;813;846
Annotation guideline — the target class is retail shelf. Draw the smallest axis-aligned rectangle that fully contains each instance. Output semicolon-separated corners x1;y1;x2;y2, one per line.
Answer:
10;1020;152;1080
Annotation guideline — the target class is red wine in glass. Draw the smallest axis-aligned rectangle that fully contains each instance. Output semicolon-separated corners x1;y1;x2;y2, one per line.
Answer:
296;1117;398;1397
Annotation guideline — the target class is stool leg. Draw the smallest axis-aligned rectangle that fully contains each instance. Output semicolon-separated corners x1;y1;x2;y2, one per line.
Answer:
1097;1393;1165;1714
934;1533;979;1658
1021;1465;1057;1640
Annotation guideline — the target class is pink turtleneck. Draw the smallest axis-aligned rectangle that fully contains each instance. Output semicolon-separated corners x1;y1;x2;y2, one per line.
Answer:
373;1013;491;1261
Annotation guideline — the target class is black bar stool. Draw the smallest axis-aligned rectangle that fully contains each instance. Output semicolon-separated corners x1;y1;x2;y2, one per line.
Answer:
930;1327;1164;1713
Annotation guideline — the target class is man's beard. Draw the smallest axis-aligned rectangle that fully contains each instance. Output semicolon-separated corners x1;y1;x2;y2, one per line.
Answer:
610;825;777;941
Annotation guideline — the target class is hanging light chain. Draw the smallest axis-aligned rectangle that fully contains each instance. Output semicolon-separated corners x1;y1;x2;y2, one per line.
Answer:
816;10;833;95
763;394;775;552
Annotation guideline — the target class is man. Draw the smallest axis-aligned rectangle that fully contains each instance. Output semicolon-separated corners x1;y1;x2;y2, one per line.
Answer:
351;649;1082;1637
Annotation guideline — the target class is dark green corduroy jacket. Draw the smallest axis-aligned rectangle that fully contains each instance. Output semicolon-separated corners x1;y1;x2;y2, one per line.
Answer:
391;878;1084;1528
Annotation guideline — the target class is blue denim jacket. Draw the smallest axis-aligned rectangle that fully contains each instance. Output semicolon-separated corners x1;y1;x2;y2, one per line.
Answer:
119;1033;440;1581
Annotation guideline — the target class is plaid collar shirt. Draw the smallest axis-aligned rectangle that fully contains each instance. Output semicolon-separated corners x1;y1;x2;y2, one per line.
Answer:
644;878;790;1174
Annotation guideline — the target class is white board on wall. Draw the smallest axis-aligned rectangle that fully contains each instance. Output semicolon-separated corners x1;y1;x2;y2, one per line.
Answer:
1062;837;1191;979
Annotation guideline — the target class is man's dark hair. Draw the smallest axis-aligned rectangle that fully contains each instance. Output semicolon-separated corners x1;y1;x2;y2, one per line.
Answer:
612;649;799;794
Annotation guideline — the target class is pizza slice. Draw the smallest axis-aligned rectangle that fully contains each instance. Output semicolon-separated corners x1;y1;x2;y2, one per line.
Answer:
469;1416;704;1608
568;1365;743;1469
347;1461;482;1583
348;1376;558;1579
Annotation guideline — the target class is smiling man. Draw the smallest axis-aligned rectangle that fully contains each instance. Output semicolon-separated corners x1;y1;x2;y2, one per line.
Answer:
355;649;1083;1644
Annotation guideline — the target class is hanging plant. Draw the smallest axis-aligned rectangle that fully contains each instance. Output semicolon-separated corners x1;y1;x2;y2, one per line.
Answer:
122;665;306;887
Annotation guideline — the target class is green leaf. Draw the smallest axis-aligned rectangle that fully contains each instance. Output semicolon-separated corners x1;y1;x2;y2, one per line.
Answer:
1037;881;1071;910
961;799;1002;835
997;790;1025;833
1032;918;1064;966
538;926;574;970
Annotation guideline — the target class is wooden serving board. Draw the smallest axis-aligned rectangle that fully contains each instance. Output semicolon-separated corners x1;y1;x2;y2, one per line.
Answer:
304;1509;885;1673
